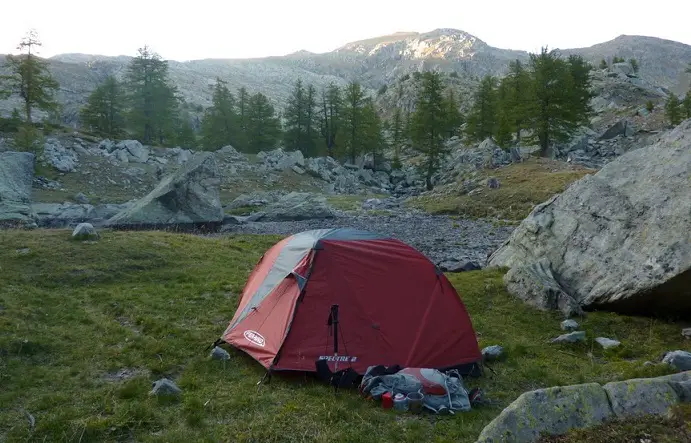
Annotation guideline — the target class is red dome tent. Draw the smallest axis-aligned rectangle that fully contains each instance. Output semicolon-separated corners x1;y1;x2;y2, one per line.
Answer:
218;228;481;375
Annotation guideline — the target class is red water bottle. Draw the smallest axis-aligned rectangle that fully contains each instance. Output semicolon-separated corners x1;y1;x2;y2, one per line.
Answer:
381;392;393;409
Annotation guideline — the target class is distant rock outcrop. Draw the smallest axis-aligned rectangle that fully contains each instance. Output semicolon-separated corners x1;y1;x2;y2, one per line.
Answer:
488;119;691;317
0;151;36;227
106;152;223;230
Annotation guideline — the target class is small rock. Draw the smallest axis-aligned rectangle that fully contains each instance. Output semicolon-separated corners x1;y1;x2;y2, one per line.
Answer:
682;328;691;340
438;260;481;273
150;378;181;396
486;177;500;189
643;361;656;367
595;337;621;350
291;165;305;175
662;350;691;372
74;192;90;204
481;345;505;362
551;331;586;344
72;223;99;241
15;248;30;255
210;346;230;361
560;319;580;331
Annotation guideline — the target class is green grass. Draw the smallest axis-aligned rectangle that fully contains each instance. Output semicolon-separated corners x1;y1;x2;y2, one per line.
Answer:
407;159;595;220
0;231;686;442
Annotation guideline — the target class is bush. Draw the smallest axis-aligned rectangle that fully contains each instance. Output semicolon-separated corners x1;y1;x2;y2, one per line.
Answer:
377;84;388;96
400;73;410;82
629;58;639;73
599;59;608;70
450;71;459;78
646;100;655;112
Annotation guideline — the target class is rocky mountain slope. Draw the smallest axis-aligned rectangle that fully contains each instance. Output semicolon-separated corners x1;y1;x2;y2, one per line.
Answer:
1;29;690;125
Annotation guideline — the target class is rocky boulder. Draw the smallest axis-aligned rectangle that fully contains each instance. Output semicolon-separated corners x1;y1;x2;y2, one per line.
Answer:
42;139;78;172
258;148;304;170
256;192;335;221
114;140;149;163
106;152;223;230
488;120;691;316
0;151;36;227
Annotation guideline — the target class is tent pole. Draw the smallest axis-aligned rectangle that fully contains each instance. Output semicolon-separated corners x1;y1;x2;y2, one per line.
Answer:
332;304;339;372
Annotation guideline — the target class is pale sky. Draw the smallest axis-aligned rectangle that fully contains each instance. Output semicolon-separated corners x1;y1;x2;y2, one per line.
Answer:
2;0;690;61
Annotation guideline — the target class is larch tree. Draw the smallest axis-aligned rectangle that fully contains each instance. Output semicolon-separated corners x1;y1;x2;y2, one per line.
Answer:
80;75;126;138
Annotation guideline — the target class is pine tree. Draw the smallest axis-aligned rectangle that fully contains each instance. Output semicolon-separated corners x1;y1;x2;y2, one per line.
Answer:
443;88;463;138
284;79;318;155
80;75;125;137
245;92;281;153
124;45;179;145
665;94;683;126
526;47;588;155
465;75;498;142
389;83;406;167
342;81;367;163
174;110;197;148
503;59;532;143
201;78;238;150
599;59;608;70
361;98;386;170
494;81;513;148
320;83;342;157
410;71;450;191
629;58;639;73
682;93;691;119
0;30;59;127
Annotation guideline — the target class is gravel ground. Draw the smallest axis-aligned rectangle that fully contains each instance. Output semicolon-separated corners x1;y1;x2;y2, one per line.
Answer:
219;212;514;268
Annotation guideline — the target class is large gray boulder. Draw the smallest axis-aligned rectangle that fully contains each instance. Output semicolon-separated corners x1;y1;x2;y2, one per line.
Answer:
0;151;36;227
42;139;78;172
477;372;691;443
256;192;335;221
488;120;691;316
476;383;613;443
106;152;223;230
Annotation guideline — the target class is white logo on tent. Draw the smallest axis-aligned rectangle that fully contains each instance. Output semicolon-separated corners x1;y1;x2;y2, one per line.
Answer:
318;355;357;362
243;330;265;347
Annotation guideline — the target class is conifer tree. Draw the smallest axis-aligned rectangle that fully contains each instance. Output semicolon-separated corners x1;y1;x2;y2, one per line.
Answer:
174;110;197;148
665;94;683;126
410;71;451;190
465;75;498;142
599;59;608;70
494;81;513;148
245;92;281;152
124;45;179;144
320;83;342;156
526;47;589;155
389;83;406;167
503;59;532;143
342;81;367;163
443;88;463;138
682;93;691;120
1;30;60;126
283;79;319;155
80;75;125;137
361;98;386;170
201;78;238;150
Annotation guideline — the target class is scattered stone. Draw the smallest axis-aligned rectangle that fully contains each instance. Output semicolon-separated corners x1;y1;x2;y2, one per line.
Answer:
210;346;230;361
551;331;586;344
486;177;500;189
102;368;148;382
42;139;78;172
595;337;621;349
107;152;223;230
74;192;90;204
662;350;691;372
72;223;99;241
149;378;181;396
481;345;505;362
682;328;691;340
438;260;481;273
116;140;149;163
489;121;691;316
291;165;305;175
257;192;335;221
15;248;30;255
561;319;580;331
